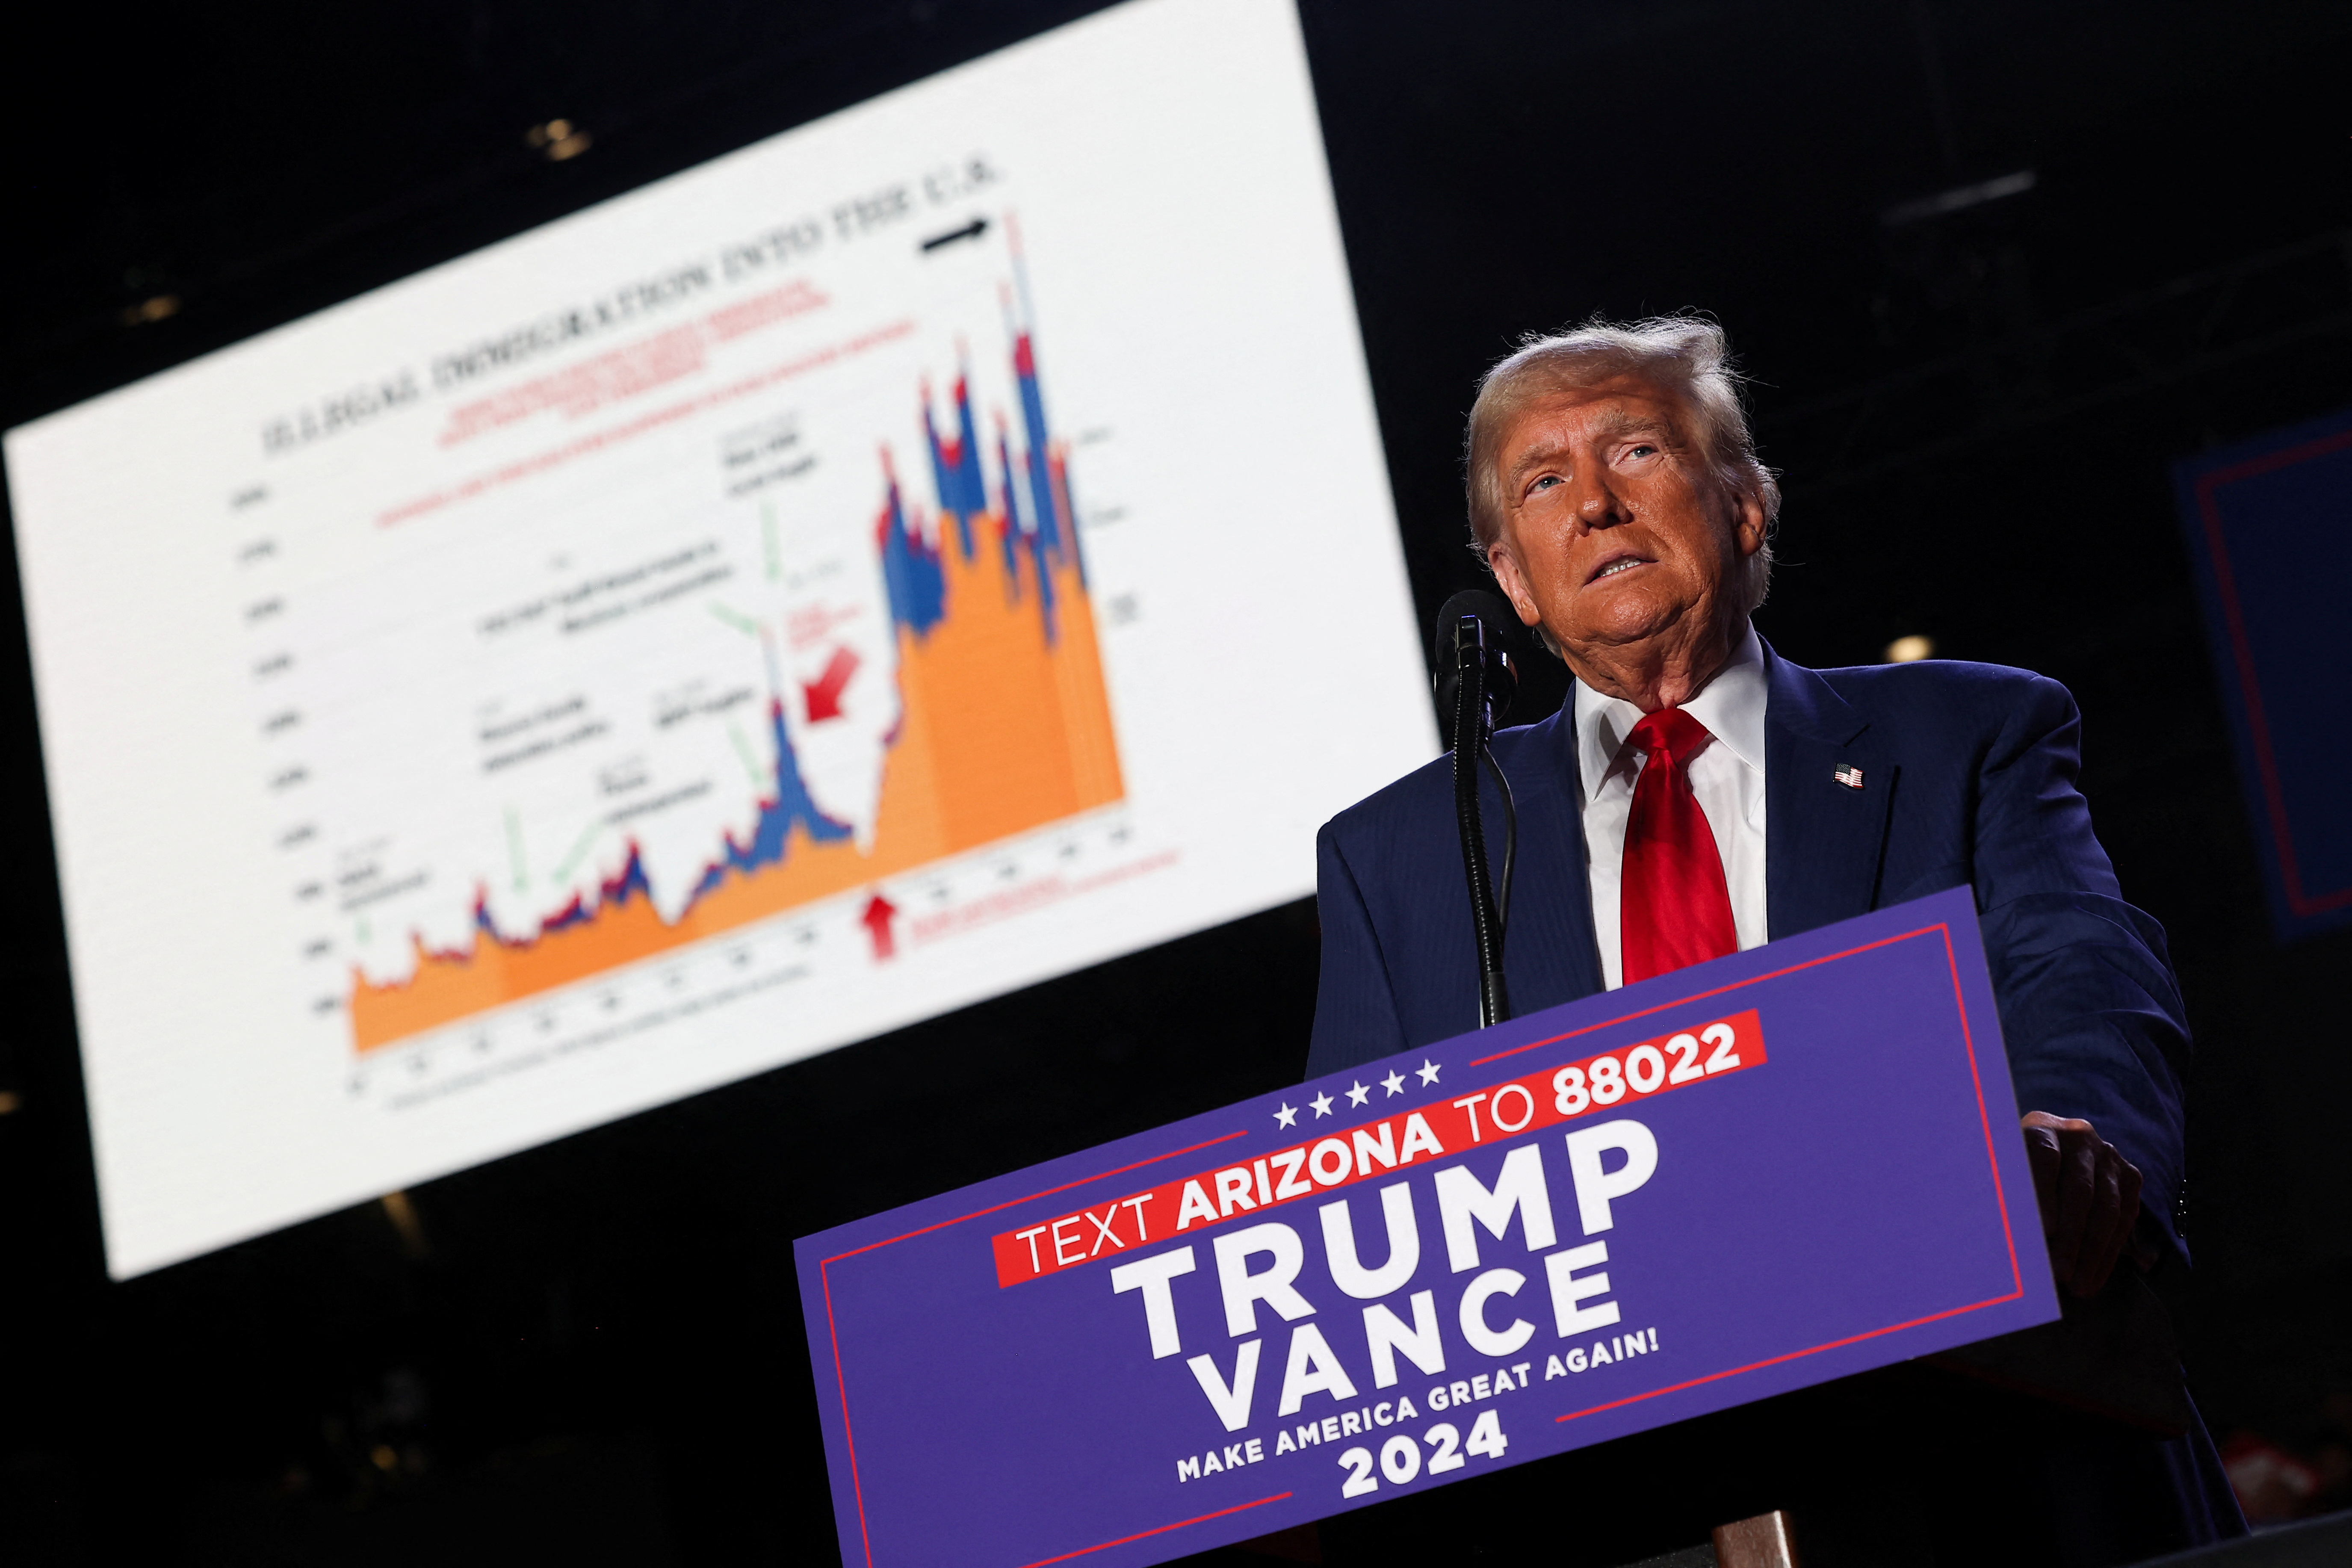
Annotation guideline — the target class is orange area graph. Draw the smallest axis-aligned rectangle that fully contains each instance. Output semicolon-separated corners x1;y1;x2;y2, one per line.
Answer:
347;503;1122;1054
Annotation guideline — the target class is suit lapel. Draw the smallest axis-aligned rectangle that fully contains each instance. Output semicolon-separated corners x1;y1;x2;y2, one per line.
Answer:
1495;707;1604;1008
1499;644;1891;1007
1764;643;1897;939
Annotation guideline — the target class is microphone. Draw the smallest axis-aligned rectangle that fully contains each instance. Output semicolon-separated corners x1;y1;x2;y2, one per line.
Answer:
1431;589;1530;731
1430;589;1534;1031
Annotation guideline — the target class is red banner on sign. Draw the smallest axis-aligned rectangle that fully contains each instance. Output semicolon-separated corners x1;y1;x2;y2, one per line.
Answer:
990;1009;1766;1287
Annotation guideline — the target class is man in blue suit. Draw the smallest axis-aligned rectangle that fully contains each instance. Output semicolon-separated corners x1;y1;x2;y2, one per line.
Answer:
1306;318;2243;1563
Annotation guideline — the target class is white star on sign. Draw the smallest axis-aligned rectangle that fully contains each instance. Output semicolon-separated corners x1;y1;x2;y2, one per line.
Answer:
1416;1059;1442;1086
1274;1102;1297;1129
1381;1070;1406;1097
1346;1081;1370;1108
1310;1091;1334;1118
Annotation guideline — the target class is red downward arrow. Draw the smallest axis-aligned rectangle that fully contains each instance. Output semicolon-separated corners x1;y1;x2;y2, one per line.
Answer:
859;890;898;961
803;644;860;723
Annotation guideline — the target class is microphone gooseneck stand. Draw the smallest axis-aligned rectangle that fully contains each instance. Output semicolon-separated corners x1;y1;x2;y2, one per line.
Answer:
1448;612;1517;1029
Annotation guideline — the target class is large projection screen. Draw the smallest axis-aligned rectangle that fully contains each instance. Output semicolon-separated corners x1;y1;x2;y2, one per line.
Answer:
3;0;1433;1278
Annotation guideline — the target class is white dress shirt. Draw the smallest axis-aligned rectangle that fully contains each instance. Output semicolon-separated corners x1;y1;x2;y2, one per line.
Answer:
1573;624;1770;989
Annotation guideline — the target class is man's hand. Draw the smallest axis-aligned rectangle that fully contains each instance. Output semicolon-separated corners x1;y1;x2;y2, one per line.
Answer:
2021;1112;2142;1298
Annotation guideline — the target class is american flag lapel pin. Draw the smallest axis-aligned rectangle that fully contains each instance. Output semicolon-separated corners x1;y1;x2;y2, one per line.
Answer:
1833;763;1864;790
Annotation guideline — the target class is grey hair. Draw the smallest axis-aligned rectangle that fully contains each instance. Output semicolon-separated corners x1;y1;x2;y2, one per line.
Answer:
1464;313;1780;616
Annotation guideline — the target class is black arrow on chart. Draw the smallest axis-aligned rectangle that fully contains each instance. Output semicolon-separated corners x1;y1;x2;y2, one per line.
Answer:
919;217;989;254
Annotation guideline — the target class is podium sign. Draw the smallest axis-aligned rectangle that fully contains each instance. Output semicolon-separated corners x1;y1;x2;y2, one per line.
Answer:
796;887;2057;1567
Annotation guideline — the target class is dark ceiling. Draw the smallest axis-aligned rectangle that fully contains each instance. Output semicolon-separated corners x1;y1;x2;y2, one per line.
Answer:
3;2;2350;1561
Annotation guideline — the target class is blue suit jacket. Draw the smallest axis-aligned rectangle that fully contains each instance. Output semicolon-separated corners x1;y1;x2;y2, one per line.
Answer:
1306;643;2190;1254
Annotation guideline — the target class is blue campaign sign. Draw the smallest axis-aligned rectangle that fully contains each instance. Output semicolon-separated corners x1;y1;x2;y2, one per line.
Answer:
2173;406;2352;942
795;886;2057;1568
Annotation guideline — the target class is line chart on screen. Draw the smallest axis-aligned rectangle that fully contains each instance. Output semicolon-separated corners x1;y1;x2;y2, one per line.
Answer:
332;236;1125;1074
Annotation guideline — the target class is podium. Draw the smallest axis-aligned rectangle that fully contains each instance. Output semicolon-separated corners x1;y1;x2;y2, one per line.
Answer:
795;886;2096;1568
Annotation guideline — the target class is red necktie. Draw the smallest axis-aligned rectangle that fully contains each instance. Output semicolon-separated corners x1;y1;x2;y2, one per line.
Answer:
1620;708;1738;985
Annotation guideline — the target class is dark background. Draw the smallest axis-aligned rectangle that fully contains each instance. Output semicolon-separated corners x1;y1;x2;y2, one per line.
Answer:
4;1;2351;1561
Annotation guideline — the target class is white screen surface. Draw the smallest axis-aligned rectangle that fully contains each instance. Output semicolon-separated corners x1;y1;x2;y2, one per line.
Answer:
4;0;1433;1278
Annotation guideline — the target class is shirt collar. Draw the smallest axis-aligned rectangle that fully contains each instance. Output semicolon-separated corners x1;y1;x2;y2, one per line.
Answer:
1572;623;1768;804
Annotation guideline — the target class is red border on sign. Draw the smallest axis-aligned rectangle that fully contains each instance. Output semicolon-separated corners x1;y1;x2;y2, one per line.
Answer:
1550;921;2027;1424
818;921;2024;1567
818;1128;1250;1568
2191;426;2352;917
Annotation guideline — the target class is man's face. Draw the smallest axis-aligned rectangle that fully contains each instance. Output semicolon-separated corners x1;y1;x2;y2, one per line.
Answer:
1485;377;1764;673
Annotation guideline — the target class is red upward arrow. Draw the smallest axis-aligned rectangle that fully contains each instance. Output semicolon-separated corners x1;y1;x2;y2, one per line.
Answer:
803;644;860;723
859;890;898;961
